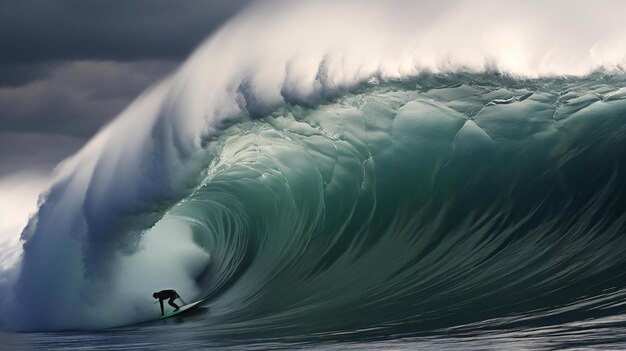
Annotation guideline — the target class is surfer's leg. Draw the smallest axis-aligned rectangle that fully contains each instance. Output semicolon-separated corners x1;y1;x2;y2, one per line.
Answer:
168;297;180;311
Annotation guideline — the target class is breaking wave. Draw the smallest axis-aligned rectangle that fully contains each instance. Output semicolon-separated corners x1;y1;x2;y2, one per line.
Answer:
2;0;626;339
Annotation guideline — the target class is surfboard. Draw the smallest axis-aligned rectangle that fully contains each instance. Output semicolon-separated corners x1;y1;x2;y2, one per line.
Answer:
159;298;208;320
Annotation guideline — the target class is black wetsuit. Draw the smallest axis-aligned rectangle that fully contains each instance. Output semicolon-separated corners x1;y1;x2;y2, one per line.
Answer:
155;289;180;316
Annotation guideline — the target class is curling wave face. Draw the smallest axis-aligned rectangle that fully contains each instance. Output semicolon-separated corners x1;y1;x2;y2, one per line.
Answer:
156;75;626;338
2;0;626;337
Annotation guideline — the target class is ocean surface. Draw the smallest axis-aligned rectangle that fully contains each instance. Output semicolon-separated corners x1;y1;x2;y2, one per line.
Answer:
1;1;626;350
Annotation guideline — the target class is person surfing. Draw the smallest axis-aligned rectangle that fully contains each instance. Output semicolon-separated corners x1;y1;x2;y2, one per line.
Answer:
153;289;186;316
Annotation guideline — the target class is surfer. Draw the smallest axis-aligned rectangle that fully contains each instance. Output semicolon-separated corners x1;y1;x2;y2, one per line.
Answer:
153;289;186;316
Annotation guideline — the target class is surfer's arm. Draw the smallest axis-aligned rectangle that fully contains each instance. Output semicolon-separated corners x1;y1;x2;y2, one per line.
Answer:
159;299;164;315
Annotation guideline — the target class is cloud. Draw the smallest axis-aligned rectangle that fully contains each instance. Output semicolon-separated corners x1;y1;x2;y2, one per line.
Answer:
0;0;251;87
0;62;61;87
0;60;179;176
0;60;177;137
0;1;252;176
0;132;84;177
0;0;251;64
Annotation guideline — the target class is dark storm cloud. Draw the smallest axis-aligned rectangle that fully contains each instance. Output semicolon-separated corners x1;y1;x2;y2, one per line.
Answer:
0;0;252;87
0;60;179;177
0;132;84;177
0;0;251;64
0;1;252;177
0;60;177;137
0;62;61;87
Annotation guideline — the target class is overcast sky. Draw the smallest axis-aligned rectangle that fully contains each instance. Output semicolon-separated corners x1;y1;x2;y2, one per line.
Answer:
0;0;252;177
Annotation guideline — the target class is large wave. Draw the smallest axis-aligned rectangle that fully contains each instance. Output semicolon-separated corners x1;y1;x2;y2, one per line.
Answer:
2;0;626;335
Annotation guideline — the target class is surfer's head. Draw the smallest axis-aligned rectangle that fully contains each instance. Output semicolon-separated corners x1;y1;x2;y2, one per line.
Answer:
152;292;159;299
